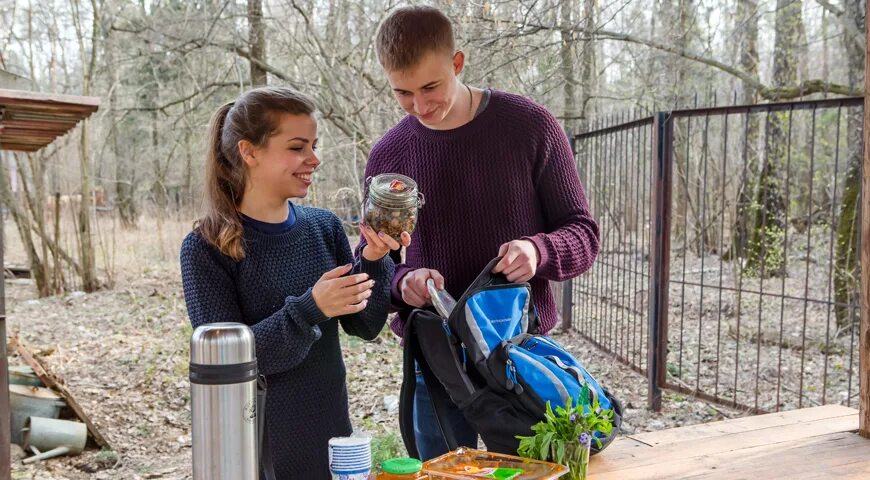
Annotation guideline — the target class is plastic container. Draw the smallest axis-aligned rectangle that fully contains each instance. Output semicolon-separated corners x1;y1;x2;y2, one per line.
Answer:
421;448;568;480
377;457;426;479
329;436;372;480
363;173;424;241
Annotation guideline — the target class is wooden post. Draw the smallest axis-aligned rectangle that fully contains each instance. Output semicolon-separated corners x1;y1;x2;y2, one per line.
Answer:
860;0;870;439
0;151;9;480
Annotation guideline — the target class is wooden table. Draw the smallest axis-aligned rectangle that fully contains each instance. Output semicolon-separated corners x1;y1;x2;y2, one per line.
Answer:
588;404;870;479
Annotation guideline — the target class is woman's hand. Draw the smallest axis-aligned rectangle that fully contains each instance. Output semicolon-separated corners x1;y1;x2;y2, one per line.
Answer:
312;264;376;317
360;225;411;261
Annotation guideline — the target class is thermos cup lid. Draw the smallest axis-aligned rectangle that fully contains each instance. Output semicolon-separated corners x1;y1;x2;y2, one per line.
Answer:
190;322;256;366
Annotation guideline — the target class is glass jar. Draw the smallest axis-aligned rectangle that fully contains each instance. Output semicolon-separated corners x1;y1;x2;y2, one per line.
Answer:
376;457;426;479
363;173;424;242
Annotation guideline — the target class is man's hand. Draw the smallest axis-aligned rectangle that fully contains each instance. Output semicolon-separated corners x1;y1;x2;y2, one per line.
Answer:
492;239;539;283
399;268;444;308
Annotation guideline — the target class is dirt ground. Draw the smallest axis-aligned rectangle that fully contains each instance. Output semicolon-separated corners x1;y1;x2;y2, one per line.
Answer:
3;218;746;479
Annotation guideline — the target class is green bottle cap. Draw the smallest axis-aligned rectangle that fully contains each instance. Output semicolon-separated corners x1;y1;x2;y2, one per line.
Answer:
381;457;423;474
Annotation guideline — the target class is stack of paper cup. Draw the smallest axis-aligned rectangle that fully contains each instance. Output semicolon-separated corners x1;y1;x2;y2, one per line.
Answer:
328;436;372;480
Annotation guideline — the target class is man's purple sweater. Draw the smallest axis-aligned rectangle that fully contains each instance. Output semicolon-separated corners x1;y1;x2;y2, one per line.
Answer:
360;90;599;335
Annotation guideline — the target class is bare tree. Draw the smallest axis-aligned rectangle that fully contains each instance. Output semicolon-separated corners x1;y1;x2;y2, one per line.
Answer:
70;0;100;291
728;0;760;260
248;0;267;86
559;0;578;129
744;0;803;278
833;0;865;330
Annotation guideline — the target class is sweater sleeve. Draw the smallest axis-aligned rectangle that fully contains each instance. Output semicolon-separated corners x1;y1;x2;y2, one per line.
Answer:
522;108;600;281
334;217;395;340
180;233;327;376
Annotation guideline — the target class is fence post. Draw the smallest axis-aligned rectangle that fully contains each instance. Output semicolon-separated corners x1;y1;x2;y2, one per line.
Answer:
648;112;673;412
562;127;576;332
561;278;573;331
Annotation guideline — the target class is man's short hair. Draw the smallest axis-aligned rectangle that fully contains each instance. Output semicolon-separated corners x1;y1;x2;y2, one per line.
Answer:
375;6;456;72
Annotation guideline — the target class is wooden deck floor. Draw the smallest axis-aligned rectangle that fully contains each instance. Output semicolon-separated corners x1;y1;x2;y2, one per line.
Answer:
589;404;870;479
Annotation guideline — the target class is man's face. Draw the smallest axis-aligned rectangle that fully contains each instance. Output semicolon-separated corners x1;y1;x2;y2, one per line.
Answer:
385;51;465;129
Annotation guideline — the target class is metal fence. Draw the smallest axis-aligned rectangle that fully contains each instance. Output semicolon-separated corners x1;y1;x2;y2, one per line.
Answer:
565;97;865;413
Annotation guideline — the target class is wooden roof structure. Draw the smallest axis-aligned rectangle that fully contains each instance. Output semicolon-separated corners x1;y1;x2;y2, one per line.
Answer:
0;88;99;480
0;88;100;152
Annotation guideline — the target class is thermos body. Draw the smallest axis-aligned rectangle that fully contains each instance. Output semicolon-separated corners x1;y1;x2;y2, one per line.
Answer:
190;323;259;480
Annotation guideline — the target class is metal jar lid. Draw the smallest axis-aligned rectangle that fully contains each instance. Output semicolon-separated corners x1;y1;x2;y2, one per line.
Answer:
367;173;423;209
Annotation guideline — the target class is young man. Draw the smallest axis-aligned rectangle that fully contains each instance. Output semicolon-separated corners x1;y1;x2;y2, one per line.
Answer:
359;6;600;460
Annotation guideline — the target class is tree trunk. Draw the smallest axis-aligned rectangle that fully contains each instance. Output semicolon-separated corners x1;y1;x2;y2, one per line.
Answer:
105;17;137;228
71;0;100;292
833;0;865;330
578;0;597;128
728;0;760;261
2;154;49;296
836;136;862;331
24;154;51;296
151;108;167;259
78;118;98;291
666;0;695;247
248;0;267;86
745;0;801;278
560;0;577;130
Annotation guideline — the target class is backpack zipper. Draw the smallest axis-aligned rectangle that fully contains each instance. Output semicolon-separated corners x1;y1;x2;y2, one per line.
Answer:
442;320;469;372
505;358;516;389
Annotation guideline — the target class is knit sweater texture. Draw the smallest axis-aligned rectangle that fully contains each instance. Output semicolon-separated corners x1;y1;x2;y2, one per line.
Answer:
180;205;394;479
360;90;599;335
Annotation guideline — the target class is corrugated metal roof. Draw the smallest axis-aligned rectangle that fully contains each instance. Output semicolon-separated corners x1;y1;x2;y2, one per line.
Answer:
0;88;100;152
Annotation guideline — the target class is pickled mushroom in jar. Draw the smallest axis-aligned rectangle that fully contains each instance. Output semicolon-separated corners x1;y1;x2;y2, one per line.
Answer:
389;179;409;193
364;206;416;242
364;173;421;242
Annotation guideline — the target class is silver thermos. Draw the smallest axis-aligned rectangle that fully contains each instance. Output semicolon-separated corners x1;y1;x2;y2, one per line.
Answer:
190;323;259;479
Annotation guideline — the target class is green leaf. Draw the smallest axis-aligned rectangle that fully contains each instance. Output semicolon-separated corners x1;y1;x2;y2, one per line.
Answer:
544;401;557;423
555;441;567;465
540;432;554;461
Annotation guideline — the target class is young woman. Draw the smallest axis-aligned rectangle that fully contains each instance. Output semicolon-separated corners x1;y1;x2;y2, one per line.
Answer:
181;86;398;478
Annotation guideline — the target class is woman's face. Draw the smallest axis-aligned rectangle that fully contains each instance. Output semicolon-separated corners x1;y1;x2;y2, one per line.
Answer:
242;113;320;200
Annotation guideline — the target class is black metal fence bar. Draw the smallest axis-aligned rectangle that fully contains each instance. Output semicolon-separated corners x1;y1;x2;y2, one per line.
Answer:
571;115;655;382
569;96;865;414
648;111;673;411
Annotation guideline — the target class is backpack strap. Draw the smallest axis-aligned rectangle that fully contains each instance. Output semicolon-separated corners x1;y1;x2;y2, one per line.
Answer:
399;319;419;459
416;342;459;452
256;375;277;480
399;311;460;457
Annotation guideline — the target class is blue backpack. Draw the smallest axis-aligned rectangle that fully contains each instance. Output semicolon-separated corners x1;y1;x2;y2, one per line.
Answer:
399;257;622;458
